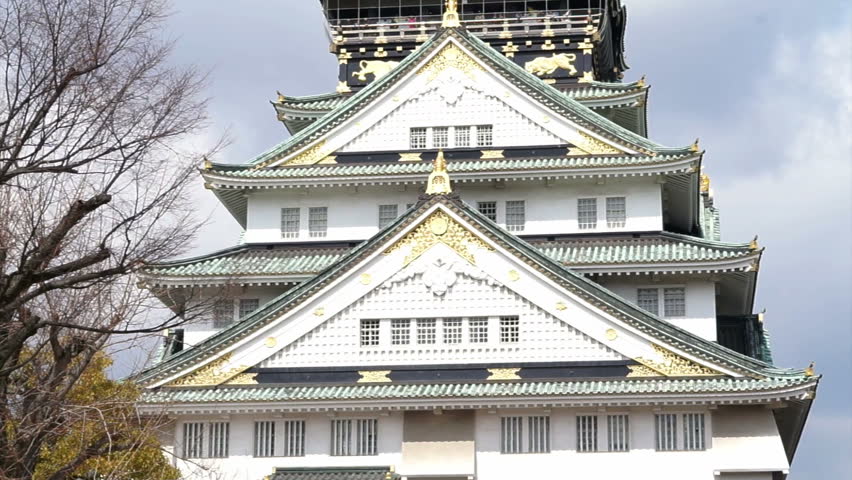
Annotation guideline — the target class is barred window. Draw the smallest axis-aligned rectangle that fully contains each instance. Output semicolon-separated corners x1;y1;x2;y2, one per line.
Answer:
238;299;259;319
281;207;300;238
212;300;233;329
416;318;436;345
664;287;686;317
378;204;398;228
443;318;462;344
208;422;229;458
410;127;427;149
360;319;380;347
391;319;410;345
578;198;597;229
282;420;306;457
637;288;659;316
478;201;497;222
577;415;598;452
655;414;677;451
500;316;519;343
607;415;630;452
182;422;204;459
331;419;377;456
682;413;705;451
254;421;275;457
476;125;493;146
469;317;489;343
505;200;525;232
455;126;471;147
308;207;327;238
432;127;449;148
501;416;549;454
606;197;627;228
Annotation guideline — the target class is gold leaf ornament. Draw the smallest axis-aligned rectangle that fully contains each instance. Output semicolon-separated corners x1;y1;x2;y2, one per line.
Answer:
384;210;493;266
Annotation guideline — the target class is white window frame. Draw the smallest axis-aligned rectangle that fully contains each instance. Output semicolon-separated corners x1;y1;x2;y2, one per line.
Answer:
378;204;399;228
410;127;427;149
331;418;378;456
477;201;497;222
280;207;300;238
182;422;205;459
576;413;631;453
499;316;520;343
500;415;550;454
416;318;437;345
390;318;411;345
238;298;260;319
182;421;229;459
282;419;306;457
308;206;328;238
577;198;598;230
654;412;708;451
253;420;276;458
442;318;462;344
454;126;471;147
432;126;449;148
576;415;598;453
212;300;234;329
636;286;687;318
606;196;627;228
469;317;489;344
476;125;493;147
505;200;525;232
207;422;229;458
360;319;380;347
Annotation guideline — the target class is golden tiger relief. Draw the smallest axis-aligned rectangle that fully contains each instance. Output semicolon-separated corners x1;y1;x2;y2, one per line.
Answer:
524;53;578;76
352;60;400;81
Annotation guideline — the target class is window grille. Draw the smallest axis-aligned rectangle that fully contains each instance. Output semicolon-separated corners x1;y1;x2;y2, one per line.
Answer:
331;419;352;456
664;287;686;317
500;316;519;343
182;422;204;459
455;126;471;147
308;207;327;238
606;197;627;228
682;413;705;451
443;318;462;344
212;300;233;329
476;125;493;146
469;317;488;343
578;198;597;229
254;421;275;457
607;415;630;452
238;299;259;319
416;318;436;345
527;416;550;453
360;319;380;346
410;127;427;149
208;422;229;458
378;204;398;228
390;319;410;345
637;288;659;316
577;415;598;452
281;207;300;238
655;414;677;451
501;416;523;454
332;419;377;456
477;201;497;222
505;200;525;232
282;420;306;457
433;127;449;148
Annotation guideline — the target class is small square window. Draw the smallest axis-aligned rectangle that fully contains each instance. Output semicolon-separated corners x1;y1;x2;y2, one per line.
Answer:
478;201;497;222
391;319;410;345
578;198;597;229
378;204;398;228
238;299;259;319
506;200;525;232
410;127;427;149
455;126;470;147
500;316;519;343
469;317;488;343
360;319;380;346
433;127;449;148
663;288;686;317
476;125;493;146
281;207;300;238
637;288;659;316
417;318;436;345
309;207;328;238
606;197;626;228
443;318;462;344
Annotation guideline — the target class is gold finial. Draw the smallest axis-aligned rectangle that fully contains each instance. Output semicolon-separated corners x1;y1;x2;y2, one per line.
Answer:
637;75;646;87
442;0;461;28
202;156;212;170
425;150;452;195
690;138;701;153
336;81;352;94
749;235;759;251
700;173;711;193
804;361;815;377
276;91;286;103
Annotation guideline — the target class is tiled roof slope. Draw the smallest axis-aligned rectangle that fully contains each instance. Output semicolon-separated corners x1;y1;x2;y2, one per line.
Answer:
271;467;397;480
142;232;757;280
137;194;806;386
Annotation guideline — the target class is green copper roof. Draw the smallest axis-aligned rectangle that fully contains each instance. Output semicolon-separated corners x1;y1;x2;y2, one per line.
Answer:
140;376;815;405
271;467;397;480
137;194;804;387
206;151;696;181
224;27;690;170
142;232;757;281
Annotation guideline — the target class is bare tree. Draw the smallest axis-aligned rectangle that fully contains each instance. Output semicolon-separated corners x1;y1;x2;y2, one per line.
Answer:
0;0;217;477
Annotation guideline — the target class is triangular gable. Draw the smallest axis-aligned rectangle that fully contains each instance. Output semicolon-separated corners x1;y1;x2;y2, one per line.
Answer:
139;194;796;389
248;28;688;170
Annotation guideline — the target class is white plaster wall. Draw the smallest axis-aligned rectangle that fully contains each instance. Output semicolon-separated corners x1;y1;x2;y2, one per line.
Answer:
173;413;403;480
181;286;290;349
260;256;624;368
602;278;718;341
167;407;787;480
243;178;662;244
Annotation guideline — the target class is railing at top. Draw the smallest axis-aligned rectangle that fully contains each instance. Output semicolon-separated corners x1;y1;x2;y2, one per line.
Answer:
327;9;603;43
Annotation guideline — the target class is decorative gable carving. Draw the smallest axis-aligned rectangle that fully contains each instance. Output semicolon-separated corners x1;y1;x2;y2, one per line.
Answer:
380;257;500;297
383;209;493;266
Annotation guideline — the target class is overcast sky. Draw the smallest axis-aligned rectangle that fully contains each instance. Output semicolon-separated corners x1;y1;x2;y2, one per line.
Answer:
157;1;851;476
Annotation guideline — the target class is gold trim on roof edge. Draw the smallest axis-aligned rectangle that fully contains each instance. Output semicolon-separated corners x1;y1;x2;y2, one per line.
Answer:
571;131;623;155
384;210;494;266
169;353;252;386
631;345;721;377
418;43;483;82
